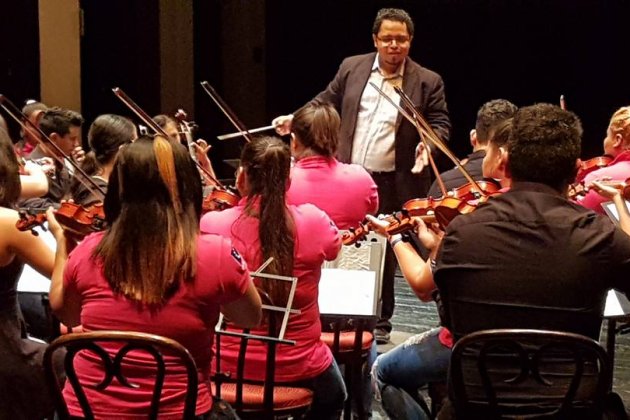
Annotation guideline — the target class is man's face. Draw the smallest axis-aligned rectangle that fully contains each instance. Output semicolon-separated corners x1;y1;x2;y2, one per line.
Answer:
373;20;412;71
54;125;81;156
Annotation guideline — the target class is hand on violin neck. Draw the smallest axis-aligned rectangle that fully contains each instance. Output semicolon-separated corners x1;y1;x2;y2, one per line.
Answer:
589;179;622;200
46;206;80;252
364;214;391;237
45;206;64;240
413;217;443;254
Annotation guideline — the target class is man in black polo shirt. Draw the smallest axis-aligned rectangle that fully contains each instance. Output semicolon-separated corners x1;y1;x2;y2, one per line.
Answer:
435;103;630;341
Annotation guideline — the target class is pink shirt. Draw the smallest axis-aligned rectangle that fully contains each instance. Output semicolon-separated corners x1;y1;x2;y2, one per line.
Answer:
62;232;251;418
287;156;379;230
200;198;341;382
578;150;630;214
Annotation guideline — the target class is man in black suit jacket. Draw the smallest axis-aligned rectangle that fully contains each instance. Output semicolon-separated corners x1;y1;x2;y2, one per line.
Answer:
274;8;451;343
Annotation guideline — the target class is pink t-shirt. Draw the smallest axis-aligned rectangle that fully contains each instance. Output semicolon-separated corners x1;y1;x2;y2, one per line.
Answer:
62;232;251;419
200;198;341;382
287;156;379;230
578;151;630;214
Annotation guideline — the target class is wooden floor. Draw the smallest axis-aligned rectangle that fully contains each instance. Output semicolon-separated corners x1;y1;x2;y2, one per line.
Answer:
369;274;630;418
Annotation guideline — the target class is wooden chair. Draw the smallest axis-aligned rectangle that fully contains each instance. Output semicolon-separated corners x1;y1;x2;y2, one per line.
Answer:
213;280;313;419
320;314;375;420
43;331;198;420
445;329;623;419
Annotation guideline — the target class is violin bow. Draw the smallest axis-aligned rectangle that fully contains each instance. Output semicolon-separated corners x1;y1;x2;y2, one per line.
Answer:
112;87;224;188
200;81;254;143
0;94;107;199
368;82;486;197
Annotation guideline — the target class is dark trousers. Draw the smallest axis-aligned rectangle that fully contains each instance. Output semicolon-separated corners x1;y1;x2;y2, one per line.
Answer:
370;170;431;331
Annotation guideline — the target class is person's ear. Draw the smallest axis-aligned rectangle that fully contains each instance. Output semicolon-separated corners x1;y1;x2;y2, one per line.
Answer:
470;129;478;148
236;167;248;196
613;133;624;148
499;147;510;178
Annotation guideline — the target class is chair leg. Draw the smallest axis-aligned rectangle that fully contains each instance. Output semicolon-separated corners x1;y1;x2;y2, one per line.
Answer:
343;361;353;420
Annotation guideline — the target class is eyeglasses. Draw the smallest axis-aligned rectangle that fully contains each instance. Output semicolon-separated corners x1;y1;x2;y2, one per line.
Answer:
376;36;411;46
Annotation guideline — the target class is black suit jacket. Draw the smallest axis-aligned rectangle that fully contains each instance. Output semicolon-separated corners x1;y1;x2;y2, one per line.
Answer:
313;52;451;201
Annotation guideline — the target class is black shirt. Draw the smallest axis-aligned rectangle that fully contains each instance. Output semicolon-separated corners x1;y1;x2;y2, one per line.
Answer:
427;149;486;198
434;182;630;341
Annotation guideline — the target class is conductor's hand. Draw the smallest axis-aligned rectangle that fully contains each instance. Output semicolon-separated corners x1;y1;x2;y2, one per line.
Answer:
272;114;294;136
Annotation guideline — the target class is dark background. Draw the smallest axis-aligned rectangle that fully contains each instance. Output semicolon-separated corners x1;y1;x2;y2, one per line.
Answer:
3;0;630;178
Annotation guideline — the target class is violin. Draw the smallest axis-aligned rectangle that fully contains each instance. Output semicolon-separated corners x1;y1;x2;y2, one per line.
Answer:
575;155;613;183
112;88;240;213
202;187;240;212
174;109;200;164
342;211;437;246
447;179;502;201
1;94;108;237
569;177;630;201
16;202;106;237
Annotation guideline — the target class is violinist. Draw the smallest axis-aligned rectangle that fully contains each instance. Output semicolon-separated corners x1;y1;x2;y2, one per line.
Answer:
427;99;516;198
577;106;630;213
0;123;50;199
286;101;378;229
0;127;57;418
19;107;84;210
68;114;136;206
433;104;630;417
47;134;261;418
200;137;346;420
153;113;180;141
14;100;47;159
154;113;218;188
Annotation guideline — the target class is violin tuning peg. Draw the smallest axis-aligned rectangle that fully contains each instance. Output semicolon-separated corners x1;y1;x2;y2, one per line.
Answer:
30;228;39;236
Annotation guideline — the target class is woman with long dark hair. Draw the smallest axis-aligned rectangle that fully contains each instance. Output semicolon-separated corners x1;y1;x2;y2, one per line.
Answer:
69;114;137;206
48;135;262;418
201;136;345;419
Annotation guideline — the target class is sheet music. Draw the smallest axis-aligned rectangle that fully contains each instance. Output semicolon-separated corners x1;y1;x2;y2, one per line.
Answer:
17;224;55;293
604;289;630;317
318;268;377;316
602;199;630;226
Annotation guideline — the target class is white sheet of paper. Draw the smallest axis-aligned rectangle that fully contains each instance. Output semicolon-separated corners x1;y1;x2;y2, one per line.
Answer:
604;289;630;317
602;199;630;225
17;224;55;293
318;268;377;316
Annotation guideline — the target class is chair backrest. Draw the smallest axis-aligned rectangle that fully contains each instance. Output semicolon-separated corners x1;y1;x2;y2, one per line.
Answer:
43;331;198;420
213;289;312;417
449;329;611;419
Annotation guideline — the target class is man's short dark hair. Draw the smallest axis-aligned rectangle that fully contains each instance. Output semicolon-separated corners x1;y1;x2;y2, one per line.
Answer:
508;103;582;191
475;99;518;144
39;107;84;137
372;8;414;37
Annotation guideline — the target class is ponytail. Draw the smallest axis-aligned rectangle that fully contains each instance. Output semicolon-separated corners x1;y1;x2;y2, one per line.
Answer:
240;137;294;306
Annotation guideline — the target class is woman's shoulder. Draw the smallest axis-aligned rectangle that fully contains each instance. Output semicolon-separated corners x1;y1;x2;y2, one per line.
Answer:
289;203;336;229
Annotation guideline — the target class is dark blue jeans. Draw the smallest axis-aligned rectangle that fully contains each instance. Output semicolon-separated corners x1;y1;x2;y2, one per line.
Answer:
372;327;451;420
294;358;347;420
